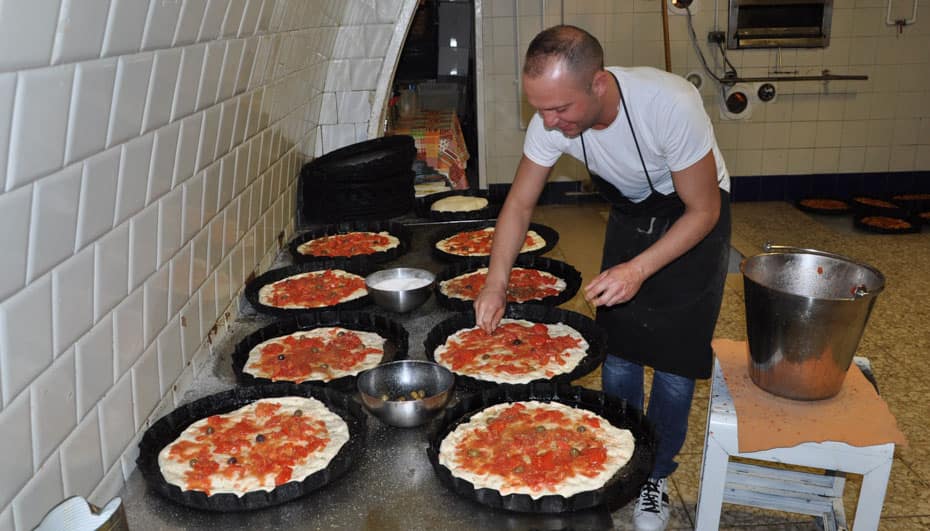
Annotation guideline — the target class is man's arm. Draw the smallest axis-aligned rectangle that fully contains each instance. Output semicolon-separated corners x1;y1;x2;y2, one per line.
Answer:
583;150;721;307
474;155;552;331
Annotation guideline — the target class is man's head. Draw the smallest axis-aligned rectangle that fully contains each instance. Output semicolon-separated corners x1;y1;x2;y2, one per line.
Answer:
522;25;613;138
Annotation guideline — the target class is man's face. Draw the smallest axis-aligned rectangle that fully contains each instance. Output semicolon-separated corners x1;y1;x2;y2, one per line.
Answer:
523;62;600;138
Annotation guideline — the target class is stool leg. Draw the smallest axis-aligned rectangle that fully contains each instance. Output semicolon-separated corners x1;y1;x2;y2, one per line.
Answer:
852;457;893;530
696;432;729;530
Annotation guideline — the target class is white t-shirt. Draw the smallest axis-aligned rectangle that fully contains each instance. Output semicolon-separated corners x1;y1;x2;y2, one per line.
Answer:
523;66;730;203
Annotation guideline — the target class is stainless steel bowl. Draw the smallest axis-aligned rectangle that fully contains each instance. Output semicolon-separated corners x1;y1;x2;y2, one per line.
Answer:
357;360;454;428
365;267;435;313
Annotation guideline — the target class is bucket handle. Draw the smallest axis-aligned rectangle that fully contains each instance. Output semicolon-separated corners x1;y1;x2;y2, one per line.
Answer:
762;241;875;298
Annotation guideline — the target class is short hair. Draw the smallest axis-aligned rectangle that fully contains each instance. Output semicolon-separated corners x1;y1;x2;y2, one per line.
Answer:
523;25;604;81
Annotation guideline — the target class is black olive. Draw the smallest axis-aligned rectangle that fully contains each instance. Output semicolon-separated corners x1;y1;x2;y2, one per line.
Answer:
337;331;346;336
227;457;238;464
256;434;266;443
481;354;490;360
189;459;198;466
511;339;522;346
576;425;586;433
205;426;214;435
535;425;546;432
294;409;303;417
277;354;286;360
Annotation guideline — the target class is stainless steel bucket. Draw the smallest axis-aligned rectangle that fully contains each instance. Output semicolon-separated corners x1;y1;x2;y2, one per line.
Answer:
740;243;884;400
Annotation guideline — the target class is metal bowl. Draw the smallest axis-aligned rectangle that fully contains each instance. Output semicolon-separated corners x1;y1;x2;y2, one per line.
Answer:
357;360;454;428
365;267;435;313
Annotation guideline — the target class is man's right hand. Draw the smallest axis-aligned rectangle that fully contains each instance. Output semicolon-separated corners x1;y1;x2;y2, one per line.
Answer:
474;287;507;333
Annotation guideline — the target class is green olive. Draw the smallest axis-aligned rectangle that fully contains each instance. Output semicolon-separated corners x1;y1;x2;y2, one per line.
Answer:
535;425;546;432
467;449;480;457
570;447;581;457
576;425;586;433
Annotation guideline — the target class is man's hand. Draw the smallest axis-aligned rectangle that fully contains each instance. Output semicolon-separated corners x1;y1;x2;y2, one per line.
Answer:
474;286;507;332
583;262;648;307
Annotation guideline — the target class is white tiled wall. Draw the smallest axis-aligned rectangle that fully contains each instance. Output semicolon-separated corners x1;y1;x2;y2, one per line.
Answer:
480;0;930;184
0;0;409;528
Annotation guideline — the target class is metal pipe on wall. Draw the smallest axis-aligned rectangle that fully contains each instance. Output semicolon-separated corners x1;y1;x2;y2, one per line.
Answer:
662;0;672;72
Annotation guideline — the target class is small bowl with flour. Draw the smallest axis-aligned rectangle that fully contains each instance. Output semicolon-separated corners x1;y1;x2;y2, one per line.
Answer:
365;267;435;313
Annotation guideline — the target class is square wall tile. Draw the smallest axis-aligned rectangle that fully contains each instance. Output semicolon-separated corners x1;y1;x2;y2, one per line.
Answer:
0;184;33;300
0;391;32;509
321;124;357;154
60;408;103;498
52;0;109;64
113;287;144;379
197;105;221;172
169;245;191;316
30;347;76;466
199;0;229;42
131;343;159;431
218;39;244;102
182;172;205;242
0;275;53;406
202;163;221;223
141;0;181;50
180;300;202;364
173;112;204;187
216;100;238;160
239;0;263;37
75;316;113;420
101;0;148;57
0;0;61;71
157;317;183;396
129;204;159;290
197;42;225;111
65;58;117;165
350;58;381;91
171;44;206;122
76;147;121;251
97;371;133;470
143;266;170;348
174;0;208;46
142;48;182;133
148;121;180;205
157;187;184;267
52;245;95;356
236;40;258;94
0;72;15;190
27;163;82;282
107;53;154;147
191;228;209;291
114;132;154;227
12;451;62;531
221;0;247;37
93;222;129;321
6;64;74;191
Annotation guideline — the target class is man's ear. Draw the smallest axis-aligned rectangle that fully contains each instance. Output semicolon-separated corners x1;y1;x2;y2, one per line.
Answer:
590;70;610;97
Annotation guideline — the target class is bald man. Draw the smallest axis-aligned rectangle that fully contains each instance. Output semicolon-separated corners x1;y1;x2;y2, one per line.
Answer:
474;25;731;531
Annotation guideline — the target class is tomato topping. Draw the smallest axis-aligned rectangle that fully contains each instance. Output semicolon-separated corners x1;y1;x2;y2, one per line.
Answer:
254;329;381;382
443;268;564;302
438;322;583;377
300;232;394;257
440;229;539;256
167;402;331;496
266;270;366;308
453;404;612;493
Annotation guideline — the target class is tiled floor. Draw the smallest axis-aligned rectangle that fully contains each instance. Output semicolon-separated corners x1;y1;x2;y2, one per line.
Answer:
532;201;930;530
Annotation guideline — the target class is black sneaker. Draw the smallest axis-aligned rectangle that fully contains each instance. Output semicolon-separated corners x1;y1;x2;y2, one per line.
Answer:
634;477;670;531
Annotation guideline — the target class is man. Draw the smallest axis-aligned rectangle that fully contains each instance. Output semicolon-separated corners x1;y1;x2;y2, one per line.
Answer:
474;25;731;531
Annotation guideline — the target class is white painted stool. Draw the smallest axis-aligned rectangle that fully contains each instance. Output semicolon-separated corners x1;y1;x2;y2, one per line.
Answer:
695;360;895;530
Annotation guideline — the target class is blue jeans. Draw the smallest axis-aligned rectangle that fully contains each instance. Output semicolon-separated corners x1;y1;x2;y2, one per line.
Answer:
601;354;695;479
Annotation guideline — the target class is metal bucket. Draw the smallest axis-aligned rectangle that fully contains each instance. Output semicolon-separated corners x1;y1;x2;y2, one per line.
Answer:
740;243;884;400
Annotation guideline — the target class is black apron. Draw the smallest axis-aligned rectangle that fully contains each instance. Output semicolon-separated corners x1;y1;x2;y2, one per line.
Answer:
583;74;731;380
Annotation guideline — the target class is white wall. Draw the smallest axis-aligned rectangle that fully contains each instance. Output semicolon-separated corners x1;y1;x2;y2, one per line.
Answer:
479;0;930;185
0;0;408;528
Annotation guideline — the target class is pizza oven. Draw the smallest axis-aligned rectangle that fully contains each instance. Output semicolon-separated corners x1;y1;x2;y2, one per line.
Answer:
728;0;833;49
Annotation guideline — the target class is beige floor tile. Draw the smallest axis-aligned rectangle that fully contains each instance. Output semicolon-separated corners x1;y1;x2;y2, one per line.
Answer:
876;516;930;530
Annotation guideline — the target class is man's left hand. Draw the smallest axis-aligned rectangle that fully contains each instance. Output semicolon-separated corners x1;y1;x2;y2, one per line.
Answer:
583;262;647;307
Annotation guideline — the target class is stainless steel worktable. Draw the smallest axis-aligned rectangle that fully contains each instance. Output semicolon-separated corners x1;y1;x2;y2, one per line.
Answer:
119;220;615;531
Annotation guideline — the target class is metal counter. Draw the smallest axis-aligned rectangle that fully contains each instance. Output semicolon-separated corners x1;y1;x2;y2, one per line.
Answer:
119;221;614;531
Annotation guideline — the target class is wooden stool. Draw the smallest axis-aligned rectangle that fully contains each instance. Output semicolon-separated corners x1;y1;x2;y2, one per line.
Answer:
695;360;895;530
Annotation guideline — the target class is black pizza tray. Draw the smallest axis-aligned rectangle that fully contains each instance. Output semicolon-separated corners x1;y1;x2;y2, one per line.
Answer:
434;256;582;311
890;193;930;214
853;214;922;234
244;260;375;317
136;384;367;512
423;305;606;392
415;189;501;222
231;311;409;393
430;221;559;262
426;382;656;513
794;196;851;216
287;220;411;264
